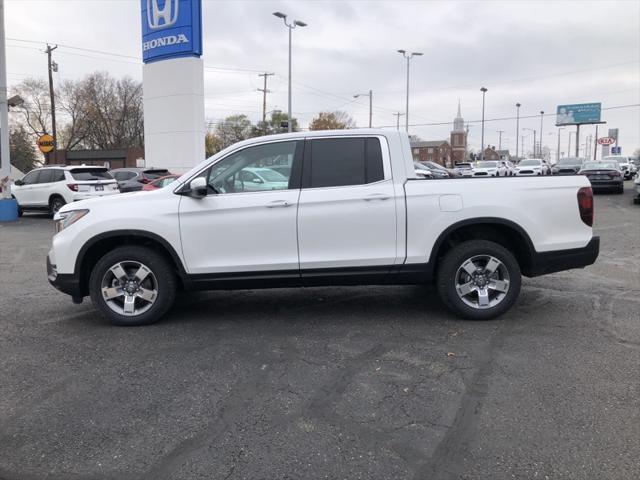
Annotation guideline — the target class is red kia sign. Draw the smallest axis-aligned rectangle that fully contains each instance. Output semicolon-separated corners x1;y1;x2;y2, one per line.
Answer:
597;137;615;145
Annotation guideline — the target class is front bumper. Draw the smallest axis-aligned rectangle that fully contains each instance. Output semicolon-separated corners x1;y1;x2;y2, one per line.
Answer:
526;236;600;277
47;253;83;299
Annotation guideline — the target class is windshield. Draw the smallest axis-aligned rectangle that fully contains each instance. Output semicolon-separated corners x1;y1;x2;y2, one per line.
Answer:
558;158;582;165
455;163;471;169
256;169;287;182
476;161;498;168
70;169;113;181
426;161;447;171
582;162;618;170
519;160;541;166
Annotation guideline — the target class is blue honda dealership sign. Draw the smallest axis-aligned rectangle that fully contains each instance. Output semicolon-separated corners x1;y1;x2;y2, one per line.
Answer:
141;0;202;63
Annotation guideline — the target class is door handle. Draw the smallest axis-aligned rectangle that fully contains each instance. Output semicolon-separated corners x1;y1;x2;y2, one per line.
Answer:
363;193;391;201
265;200;292;208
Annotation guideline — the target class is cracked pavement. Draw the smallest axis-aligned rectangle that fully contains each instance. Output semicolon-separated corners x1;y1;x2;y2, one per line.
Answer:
0;182;639;480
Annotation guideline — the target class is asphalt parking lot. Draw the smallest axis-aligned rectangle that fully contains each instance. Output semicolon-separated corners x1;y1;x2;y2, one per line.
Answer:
1;182;639;480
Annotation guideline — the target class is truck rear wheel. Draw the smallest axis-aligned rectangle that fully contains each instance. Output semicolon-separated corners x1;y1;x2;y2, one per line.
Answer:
436;240;521;320
89;246;176;326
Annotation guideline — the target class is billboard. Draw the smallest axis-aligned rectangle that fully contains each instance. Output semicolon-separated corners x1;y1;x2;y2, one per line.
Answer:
141;0;202;63
555;103;601;125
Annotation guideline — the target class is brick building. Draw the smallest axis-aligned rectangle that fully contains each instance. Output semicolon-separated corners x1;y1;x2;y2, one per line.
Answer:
411;140;452;167
45;148;145;170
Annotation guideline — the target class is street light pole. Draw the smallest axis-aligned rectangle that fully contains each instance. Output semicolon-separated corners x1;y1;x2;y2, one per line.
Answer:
354;90;373;128
539;110;544;158
480;87;487;160
397;50;422;132
497;130;504;150
273;12;307;133
0;0;10;185
515;103;521;159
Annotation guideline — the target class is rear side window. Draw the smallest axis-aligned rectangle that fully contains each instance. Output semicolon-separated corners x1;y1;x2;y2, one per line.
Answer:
307;137;385;188
37;169;54;183
70;169;113;181
52;169;65;182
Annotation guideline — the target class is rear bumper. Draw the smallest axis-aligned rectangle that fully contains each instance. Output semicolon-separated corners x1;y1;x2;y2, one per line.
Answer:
526;236;600;277
72;191;119;201
588;179;623;189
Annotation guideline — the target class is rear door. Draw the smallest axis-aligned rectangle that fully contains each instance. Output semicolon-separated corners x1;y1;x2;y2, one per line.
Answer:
297;136;398;278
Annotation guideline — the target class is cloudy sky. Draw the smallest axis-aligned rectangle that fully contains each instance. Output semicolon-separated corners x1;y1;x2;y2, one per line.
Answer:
6;0;640;157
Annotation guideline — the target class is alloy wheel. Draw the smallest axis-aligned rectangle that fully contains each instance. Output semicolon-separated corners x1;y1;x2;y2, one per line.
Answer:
100;261;158;316
454;255;510;309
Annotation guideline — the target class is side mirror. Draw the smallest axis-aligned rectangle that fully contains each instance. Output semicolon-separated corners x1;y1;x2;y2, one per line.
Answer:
252;178;264;184
188;177;208;199
14;179;24;186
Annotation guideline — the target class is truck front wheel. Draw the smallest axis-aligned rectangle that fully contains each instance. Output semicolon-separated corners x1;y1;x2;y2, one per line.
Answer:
89;246;176;326
436;240;521;320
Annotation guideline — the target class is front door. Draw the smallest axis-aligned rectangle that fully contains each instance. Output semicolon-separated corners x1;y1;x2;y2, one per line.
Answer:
297;136;399;276
179;140;303;277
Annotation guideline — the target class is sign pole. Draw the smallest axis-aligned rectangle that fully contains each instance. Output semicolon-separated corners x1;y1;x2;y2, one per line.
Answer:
593;125;598;161
575;124;580;158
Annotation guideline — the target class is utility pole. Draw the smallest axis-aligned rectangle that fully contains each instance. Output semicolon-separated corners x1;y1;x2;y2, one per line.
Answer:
257;72;274;133
393;112;405;130
515;103;521;159
45;44;58;155
497;130;504;150
539;110;544;158
354;90;373;128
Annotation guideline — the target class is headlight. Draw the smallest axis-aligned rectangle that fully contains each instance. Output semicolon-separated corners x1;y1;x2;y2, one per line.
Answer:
54;209;89;234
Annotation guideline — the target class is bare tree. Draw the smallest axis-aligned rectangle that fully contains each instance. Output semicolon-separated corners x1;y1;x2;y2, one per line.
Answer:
12;78;51;137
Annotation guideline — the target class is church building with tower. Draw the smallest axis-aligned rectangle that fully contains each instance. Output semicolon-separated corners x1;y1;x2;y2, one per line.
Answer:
450;101;468;163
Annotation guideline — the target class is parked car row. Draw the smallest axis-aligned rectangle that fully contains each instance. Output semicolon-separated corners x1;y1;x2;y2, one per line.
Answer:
10;165;181;216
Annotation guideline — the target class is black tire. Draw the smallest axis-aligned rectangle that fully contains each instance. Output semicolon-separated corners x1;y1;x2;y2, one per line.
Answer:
12;196;23;217
436;240;522;320
49;195;66;216
89;246;176;326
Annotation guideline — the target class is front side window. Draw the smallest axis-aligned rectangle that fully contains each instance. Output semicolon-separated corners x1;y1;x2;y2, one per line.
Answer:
307;137;384;188
206;141;297;194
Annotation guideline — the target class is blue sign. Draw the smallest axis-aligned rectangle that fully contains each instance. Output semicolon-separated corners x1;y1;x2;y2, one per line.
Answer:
556;103;601;126
611;146;621;155
141;0;202;63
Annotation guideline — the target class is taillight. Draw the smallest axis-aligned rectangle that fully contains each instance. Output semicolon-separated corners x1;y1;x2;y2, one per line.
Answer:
611;171;621;177
577;187;593;227
66;184;79;192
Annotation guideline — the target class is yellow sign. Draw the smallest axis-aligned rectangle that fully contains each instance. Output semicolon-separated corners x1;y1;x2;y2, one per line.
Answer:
37;134;55;154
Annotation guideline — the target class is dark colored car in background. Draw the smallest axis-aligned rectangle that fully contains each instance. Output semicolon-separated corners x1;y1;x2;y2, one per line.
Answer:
141;174;180;191
110;168;172;193
420;160;454;178
552;157;584;175
579;161;624;194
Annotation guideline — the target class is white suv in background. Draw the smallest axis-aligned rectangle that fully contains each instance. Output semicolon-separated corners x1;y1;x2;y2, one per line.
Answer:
11;165;119;216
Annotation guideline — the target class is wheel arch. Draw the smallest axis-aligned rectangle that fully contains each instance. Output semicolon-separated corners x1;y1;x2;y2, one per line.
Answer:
429;218;536;278
75;230;187;296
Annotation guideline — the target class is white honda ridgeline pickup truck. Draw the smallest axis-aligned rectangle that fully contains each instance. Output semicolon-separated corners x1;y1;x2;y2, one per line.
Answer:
47;130;599;326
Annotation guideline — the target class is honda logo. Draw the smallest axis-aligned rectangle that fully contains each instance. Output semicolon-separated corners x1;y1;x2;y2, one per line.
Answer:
147;0;179;30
